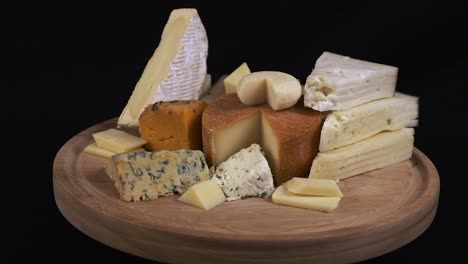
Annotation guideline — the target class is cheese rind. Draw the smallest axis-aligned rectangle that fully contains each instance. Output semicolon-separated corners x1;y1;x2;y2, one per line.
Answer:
309;128;414;181
118;9;208;126
283;177;343;197
105;150;210;201
272;186;341;213
92;129;147;153
212;144;274;201
224;62;251;94
178;179;226;210
320;92;419;151
138;100;207;151
83;143;144;159
304;52;397;111
237;71;302;110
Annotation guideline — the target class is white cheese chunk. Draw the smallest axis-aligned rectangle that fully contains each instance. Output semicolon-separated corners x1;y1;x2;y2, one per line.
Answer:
212;144;274;201
320;92;419;151
309;128;414;181
304;52;397;111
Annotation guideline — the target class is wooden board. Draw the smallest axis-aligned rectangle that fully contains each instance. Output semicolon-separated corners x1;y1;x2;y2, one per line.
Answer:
53;121;439;264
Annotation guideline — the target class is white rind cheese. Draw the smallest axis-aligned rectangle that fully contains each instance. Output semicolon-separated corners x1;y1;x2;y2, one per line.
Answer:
320;92;419;151
212;144;274;201
118;9;208;126
309;128;414;181
304;52;398;111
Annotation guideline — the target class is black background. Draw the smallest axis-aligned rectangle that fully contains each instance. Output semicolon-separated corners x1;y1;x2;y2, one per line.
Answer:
10;0;468;263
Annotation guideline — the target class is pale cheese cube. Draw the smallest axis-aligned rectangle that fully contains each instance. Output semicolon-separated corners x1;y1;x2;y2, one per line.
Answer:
178;179;226;210
224;62;251;94
283;177;343;197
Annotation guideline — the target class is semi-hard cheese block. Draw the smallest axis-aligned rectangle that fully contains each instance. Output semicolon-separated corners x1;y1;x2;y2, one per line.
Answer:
83;143;144;159
237;71;302;110
309;128;414;181
224;62;251;94
139;100;208;151
178;179;226;210
105;150;210;202
92;129;147;153
118;9;208;126
304;52;397;111
320;92;419;151
212;144;274;201
272;186;341;213
283;177;343;197
202;94;323;185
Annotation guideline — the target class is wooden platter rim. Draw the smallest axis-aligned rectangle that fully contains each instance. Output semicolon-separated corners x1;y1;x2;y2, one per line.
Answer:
53;118;440;244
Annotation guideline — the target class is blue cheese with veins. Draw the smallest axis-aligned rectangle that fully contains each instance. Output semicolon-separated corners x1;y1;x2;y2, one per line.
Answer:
213;144;274;201
105;150;210;202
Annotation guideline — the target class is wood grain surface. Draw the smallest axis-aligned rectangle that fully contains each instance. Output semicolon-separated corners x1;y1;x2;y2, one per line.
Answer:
53;104;439;263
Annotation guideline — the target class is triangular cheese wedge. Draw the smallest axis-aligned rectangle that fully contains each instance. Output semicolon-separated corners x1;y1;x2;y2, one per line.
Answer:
304;52;397;111
118;9;208;126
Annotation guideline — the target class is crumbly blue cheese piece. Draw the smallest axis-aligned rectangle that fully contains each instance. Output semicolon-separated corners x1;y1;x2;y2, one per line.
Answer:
105;150;210;202
212;144;274;201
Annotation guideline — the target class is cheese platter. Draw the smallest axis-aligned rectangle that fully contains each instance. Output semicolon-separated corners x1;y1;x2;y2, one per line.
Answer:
53;8;439;263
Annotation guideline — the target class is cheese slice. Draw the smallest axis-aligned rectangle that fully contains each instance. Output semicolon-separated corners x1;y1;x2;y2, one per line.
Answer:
320;92;419;151
224;62;251;94
118;9;208;126
83;143;144;159
237;71;302;110
178;179;226;210
304;52;397;111
92;129;147;153
272;186;341;213
283;177;343;197
309;128;414;181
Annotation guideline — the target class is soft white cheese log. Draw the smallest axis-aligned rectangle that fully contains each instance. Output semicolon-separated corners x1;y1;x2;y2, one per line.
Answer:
118;9;208;126
309;128;414;181
304;52;398;111
320;92;419;151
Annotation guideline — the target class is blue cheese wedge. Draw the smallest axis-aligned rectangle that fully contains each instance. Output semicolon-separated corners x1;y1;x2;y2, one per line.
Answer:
105;150;210;202
212;144;274;201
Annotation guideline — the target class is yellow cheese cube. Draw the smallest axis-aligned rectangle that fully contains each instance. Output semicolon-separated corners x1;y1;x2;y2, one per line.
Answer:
283;177;343;197
272;186;341;213
92;128;147;153
224;62;251;94
178;179;226;210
